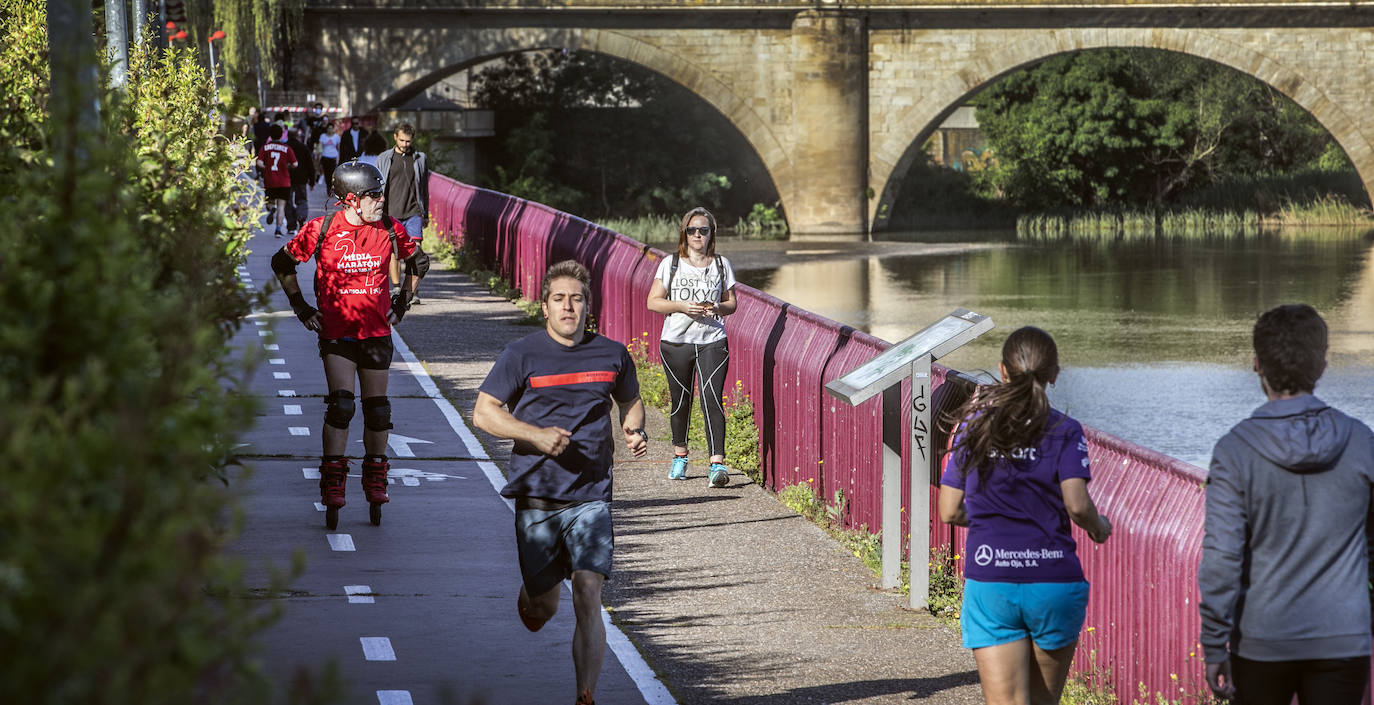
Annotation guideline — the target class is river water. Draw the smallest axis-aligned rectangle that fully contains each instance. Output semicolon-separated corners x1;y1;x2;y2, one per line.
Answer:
726;228;1374;466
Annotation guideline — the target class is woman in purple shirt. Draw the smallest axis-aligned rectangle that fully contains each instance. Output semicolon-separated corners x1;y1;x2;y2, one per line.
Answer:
938;326;1113;705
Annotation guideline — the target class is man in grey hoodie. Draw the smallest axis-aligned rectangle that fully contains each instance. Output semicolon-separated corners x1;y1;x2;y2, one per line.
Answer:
1200;303;1374;704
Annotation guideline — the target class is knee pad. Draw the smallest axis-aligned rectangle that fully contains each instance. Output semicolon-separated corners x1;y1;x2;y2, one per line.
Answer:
324;390;356;429
362;396;392;432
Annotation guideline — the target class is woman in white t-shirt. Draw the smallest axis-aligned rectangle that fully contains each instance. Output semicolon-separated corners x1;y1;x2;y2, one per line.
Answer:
646;207;739;488
317;122;341;190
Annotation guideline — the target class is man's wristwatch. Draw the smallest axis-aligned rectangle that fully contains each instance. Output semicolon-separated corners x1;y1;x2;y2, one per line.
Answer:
633;428;648;442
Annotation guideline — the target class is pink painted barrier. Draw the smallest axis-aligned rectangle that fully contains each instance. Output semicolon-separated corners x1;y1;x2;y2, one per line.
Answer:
428;173;1216;702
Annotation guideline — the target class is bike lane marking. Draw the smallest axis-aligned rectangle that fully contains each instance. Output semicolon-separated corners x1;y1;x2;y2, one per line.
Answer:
345;585;375;604
360;637;396;661
376;691;413;705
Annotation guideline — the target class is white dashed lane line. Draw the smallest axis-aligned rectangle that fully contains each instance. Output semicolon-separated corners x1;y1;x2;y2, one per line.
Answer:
360;637;396;661
259;330;271;337
274;372;291;379
269;358;286;365
327;534;356;552
376;691;413;705
345;585;375;604
265;344;280;351
289;427;310;436
279;390;297;397
284;405;302;415
302;467;320;479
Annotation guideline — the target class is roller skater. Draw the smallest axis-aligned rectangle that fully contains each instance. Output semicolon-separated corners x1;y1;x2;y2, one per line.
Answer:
270;160;430;529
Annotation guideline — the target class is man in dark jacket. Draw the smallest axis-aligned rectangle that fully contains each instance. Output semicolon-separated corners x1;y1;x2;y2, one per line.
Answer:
376;123;429;301
1199;303;1374;705
286;127;317;238
338;119;369;164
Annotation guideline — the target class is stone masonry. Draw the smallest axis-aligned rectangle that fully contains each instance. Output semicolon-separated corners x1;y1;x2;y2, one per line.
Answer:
301;4;1374;234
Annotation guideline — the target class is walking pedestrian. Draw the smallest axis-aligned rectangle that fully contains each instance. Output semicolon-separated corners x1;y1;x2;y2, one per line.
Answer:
251;107;271;154
242;106;259;156
255;123;297;239
269;161;431;529
473;259;648;705
286;127;315;238
318;121;340;189
305;102;329;148
338;118;369;164
358;130;387;169
937;326;1112;705
376;123;429;303
1199;303;1374;705
645;207;738;487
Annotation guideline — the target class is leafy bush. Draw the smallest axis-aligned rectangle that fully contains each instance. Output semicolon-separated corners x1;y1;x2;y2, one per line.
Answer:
0;4;325;702
735;202;789;239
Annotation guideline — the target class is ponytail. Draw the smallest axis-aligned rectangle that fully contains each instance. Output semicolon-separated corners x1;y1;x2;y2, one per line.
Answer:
948;327;1058;484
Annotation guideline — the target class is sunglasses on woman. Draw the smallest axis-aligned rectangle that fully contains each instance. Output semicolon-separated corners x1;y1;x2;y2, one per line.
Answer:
685;226;711;237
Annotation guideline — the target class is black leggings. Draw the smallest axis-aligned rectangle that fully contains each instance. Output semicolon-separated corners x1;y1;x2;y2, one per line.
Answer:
659;339;729;458
1231;654;1370;705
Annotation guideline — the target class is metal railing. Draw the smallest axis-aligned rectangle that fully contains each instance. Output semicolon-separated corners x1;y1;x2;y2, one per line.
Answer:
426;171;1234;703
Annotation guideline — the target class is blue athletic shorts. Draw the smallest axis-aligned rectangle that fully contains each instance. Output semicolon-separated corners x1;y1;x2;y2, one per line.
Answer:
961;579;1090;650
514;498;613;597
400;215;423;243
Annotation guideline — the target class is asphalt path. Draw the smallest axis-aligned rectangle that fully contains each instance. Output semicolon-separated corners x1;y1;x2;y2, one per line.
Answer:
226;192;672;705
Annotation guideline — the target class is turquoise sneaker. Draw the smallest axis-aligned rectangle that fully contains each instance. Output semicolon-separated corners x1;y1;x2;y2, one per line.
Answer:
708;463;730;488
669;455;688;480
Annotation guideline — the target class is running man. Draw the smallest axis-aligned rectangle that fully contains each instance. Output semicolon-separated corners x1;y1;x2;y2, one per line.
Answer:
256;123;297;239
473;260;648;705
270;161;430;528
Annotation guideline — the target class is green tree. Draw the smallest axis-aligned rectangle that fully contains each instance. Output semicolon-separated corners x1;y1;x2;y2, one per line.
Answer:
0;2;327;702
973;48;1348;211
472;50;779;223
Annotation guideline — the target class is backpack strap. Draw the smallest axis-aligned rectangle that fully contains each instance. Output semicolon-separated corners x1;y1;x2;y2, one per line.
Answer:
666;252;680;301
314;210;336;262
381;213;398;248
715;254;724;301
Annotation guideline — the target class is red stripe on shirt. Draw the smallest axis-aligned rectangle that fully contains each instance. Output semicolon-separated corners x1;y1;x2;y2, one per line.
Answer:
529;371;617;388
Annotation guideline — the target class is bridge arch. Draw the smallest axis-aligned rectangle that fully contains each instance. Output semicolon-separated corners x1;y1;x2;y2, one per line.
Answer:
341;28;793;224
869;29;1374;232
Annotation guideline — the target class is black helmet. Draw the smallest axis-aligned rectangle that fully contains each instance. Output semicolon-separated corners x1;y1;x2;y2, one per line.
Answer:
332;160;383;201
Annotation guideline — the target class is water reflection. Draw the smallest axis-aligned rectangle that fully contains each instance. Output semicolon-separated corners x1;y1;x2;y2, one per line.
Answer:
733;228;1374;465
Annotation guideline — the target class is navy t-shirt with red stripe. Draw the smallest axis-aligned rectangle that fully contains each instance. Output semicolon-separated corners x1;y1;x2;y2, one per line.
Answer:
480;330;640;503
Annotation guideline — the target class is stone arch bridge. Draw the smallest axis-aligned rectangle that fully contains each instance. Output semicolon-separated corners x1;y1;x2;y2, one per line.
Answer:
301;1;1374;235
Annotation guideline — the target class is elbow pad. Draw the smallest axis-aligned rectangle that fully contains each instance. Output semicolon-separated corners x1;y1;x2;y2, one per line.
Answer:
271;248;301;277
404;248;430;278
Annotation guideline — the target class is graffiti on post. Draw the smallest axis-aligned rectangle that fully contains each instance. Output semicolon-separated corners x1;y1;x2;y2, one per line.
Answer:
911;378;929;462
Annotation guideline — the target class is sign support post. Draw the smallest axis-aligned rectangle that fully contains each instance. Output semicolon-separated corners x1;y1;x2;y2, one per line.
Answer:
825;309;993;610
908;354;932;608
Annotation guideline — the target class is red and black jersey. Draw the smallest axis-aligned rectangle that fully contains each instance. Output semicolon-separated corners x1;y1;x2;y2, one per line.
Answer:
285;214;417;340
256;142;297;189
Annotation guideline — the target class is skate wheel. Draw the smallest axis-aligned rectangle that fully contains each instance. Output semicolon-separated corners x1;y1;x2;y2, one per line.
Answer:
369;503;382;526
325;506;339;530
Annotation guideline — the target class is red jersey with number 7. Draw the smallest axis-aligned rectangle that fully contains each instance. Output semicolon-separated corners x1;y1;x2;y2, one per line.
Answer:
256;141;297;189
284;214;417;340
